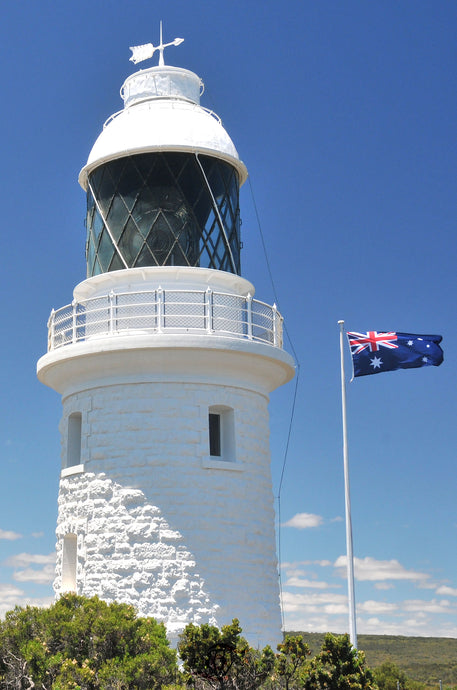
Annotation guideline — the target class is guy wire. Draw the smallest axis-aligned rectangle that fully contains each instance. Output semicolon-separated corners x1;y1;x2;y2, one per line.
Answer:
248;176;301;633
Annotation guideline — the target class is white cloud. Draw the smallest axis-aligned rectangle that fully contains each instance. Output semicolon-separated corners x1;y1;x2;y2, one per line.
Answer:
436;585;457;597
0;593;55;619
334;556;430;583
402;599;457;614
282;568;309;578
0;583;26;619
2;553;56;588
359;616;428;636
324;604;348;615
284;608;453;638
359;614;457;638
358;600;398;614
13;565;55;585
282;584;457;638
0;583;24;598
280;556;457;638
285;577;337;590
283;513;323;529
416;580;438;590
4;552;56;568
282;590;348;613
284;612;348;633
0;529;22;541
31;532;44;538
281;560;332;569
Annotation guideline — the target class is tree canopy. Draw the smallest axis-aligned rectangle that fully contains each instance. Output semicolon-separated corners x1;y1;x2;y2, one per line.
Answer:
373;660;428;690
1;596;404;690
178;618;275;689
0;593;179;689
302;633;376;690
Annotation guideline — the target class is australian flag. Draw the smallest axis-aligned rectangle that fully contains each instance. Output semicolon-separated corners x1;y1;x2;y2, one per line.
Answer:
347;331;443;378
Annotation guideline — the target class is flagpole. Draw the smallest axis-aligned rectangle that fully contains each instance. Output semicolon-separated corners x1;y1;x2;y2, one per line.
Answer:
338;320;358;649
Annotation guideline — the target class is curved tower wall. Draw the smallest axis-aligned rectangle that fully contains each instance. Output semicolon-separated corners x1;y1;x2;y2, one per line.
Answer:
38;50;294;649
57;380;277;646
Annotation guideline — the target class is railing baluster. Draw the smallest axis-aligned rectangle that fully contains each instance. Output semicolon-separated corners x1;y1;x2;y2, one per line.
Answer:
71;301;77;344
157;287;163;333
48;309;55;352
247;293;253;340
108;291;115;334
272;303;278;347
206;287;213;333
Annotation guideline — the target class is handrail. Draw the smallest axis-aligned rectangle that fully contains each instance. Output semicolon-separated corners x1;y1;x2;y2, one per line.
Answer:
47;287;284;353
104;101;222;129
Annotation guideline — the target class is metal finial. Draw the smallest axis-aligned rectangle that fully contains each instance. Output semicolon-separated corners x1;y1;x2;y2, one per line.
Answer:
129;21;184;66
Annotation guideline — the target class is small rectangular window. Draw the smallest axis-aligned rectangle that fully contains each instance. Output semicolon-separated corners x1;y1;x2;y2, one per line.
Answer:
61;533;77;593
66;413;82;468
209;413;221;457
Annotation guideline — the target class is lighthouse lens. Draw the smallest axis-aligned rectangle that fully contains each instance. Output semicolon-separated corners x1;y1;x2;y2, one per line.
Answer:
86;153;241;276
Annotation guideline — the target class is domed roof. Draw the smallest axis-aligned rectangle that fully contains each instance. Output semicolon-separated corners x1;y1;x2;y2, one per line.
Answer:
78;65;248;189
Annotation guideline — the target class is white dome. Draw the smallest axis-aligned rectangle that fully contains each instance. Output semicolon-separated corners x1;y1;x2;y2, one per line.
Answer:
78;65;247;189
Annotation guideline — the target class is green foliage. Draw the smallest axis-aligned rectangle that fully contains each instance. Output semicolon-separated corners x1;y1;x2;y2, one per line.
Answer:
5;597;454;690
302;633;376;690
289;632;457;688
178;618;275;689
373;660;426;690
179;623;376;690
0;593;180;689
274;635;310;689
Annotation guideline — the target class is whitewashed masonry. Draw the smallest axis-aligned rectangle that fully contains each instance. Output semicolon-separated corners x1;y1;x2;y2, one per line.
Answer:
37;43;294;649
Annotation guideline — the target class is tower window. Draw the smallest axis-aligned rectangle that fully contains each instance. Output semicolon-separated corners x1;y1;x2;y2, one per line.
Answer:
209;413;221;457
208;406;235;463
65;412;82;468
61;533;77;593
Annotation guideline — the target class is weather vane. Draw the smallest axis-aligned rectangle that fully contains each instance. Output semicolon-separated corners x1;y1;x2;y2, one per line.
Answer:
129;21;184;66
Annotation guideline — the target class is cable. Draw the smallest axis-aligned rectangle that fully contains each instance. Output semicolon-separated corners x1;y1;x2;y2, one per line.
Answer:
247;177;300;364
276;365;301;632
247;174;301;633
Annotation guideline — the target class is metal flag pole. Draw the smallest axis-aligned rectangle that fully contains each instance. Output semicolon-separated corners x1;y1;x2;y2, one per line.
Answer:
338;320;358;649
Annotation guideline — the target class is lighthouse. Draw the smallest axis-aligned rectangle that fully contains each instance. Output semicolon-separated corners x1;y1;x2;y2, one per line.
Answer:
37;32;295;648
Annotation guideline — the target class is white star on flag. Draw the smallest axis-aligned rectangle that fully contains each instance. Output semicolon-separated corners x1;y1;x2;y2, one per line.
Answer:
370;356;383;369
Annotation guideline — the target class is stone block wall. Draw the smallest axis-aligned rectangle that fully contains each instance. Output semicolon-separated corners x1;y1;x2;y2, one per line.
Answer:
55;380;281;648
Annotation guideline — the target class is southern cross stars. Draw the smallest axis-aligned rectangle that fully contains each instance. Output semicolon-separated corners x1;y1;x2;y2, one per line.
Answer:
347;330;443;377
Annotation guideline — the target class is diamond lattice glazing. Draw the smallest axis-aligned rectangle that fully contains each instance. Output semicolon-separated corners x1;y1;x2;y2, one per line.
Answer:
86;152;241;277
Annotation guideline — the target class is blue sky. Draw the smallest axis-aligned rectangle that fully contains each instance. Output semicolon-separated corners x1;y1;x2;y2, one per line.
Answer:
0;0;456;639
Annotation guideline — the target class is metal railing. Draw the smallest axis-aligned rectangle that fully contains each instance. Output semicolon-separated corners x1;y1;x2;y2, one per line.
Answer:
47;287;284;352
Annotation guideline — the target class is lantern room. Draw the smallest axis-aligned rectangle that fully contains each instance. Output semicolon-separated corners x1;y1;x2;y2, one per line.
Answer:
78;65;248;277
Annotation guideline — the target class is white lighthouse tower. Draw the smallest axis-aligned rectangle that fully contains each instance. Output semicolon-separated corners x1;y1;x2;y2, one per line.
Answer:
37;33;294;648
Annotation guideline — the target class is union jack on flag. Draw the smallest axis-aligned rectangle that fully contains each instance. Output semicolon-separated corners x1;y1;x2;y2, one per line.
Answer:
348;331;399;355
346;330;443;377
